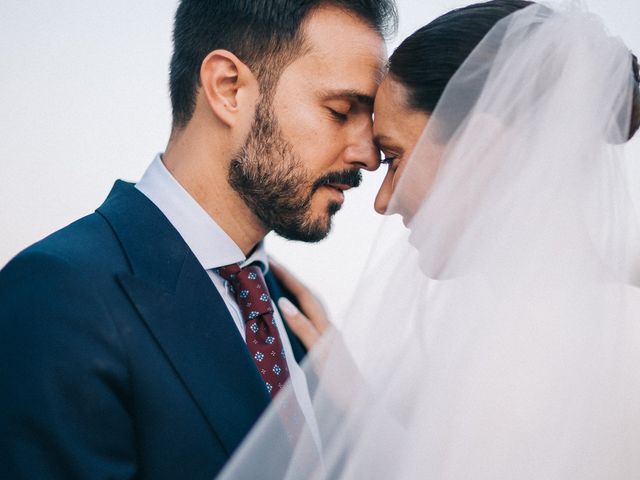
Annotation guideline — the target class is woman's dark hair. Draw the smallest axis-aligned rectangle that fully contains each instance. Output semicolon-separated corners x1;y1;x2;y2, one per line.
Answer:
630;54;640;140
388;0;640;141
170;0;398;129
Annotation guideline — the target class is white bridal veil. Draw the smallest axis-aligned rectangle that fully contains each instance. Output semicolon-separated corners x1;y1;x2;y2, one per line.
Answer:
220;2;640;478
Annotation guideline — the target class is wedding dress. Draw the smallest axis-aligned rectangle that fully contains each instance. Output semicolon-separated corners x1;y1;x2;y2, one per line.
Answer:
219;3;640;478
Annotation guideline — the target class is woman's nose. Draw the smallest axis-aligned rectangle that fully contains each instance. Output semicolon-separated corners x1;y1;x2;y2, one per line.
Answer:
374;170;394;214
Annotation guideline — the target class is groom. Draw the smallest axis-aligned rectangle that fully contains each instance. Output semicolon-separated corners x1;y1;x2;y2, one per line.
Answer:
0;1;395;479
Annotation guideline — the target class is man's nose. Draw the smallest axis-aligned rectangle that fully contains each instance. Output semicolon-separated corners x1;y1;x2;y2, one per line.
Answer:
343;125;380;172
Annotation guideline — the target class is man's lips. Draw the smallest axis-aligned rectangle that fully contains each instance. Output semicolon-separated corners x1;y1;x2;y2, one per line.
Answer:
325;183;353;192
320;184;348;202
312;169;362;194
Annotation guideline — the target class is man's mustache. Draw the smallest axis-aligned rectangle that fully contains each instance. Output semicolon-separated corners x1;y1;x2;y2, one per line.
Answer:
312;169;363;192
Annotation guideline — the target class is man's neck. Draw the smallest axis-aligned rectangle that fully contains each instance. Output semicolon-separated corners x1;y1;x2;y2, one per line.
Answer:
162;129;267;256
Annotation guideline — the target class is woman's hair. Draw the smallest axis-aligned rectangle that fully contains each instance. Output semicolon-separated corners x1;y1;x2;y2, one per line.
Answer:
630;54;640;140
388;0;640;141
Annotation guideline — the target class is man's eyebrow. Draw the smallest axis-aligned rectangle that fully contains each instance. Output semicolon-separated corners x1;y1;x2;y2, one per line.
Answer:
319;89;375;107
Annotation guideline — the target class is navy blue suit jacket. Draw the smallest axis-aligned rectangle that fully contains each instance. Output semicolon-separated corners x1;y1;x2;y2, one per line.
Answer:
0;181;306;479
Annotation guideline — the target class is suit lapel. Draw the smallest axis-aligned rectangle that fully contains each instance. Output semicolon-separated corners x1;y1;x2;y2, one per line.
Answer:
97;181;270;455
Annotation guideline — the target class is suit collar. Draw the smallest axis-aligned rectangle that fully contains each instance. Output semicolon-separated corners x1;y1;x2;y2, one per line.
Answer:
97;180;272;454
98;180;187;291
135;154;247;271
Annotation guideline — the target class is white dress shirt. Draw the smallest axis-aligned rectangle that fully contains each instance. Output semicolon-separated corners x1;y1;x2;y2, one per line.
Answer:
135;154;318;439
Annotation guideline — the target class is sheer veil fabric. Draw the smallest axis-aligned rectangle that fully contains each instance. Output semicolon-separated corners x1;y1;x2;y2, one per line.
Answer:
219;3;640;478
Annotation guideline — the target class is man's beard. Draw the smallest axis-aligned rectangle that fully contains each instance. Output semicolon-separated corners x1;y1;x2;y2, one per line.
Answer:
228;98;362;242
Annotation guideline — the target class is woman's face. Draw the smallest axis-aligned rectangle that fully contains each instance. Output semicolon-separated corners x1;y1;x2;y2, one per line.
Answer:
372;76;430;215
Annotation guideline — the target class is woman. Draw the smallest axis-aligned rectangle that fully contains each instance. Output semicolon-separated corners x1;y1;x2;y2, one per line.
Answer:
221;1;640;478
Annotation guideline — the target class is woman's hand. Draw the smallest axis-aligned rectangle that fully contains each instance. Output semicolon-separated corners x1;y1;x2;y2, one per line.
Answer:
270;259;332;350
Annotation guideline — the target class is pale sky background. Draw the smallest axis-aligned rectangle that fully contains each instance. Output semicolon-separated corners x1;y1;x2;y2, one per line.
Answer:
1;0;639;319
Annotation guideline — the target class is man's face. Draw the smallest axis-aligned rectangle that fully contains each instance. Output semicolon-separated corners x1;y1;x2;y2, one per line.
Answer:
229;6;386;242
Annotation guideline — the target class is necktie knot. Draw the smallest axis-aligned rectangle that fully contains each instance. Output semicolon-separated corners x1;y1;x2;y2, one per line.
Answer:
216;263;242;282
217;263;273;319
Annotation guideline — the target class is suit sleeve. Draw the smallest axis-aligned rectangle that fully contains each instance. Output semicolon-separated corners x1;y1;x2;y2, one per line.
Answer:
0;251;136;480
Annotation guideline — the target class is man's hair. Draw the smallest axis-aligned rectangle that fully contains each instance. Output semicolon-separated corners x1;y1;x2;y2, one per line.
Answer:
170;0;398;129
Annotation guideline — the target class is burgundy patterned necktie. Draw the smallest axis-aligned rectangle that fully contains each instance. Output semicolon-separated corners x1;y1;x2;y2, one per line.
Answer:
217;263;290;397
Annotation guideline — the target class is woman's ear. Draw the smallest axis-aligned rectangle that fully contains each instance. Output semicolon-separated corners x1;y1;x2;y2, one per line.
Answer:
200;49;259;128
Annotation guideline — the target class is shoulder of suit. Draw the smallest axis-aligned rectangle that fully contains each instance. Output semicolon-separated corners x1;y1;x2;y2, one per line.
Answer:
2;211;126;283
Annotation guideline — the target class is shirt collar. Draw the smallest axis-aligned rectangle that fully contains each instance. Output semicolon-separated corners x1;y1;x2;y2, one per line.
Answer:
135;154;269;273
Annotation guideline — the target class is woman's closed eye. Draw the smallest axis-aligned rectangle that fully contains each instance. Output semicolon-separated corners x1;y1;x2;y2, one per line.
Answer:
379;149;400;167
380;155;397;166
375;139;403;168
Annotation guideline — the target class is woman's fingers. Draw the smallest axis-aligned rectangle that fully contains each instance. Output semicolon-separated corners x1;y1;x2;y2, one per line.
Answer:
278;297;319;350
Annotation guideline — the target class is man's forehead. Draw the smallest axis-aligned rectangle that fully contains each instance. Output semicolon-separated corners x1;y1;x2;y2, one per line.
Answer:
300;42;386;97
277;6;387;102
288;45;385;103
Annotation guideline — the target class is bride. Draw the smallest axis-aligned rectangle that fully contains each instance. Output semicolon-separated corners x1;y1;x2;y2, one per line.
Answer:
220;1;640;478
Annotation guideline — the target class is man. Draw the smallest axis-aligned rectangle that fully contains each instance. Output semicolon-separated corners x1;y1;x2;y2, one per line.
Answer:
0;1;395;478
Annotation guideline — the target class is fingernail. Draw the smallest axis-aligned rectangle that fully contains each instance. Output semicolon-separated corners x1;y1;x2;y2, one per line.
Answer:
278;297;298;316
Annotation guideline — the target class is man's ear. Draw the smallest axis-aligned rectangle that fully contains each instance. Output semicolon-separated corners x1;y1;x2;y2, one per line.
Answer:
200;50;259;128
